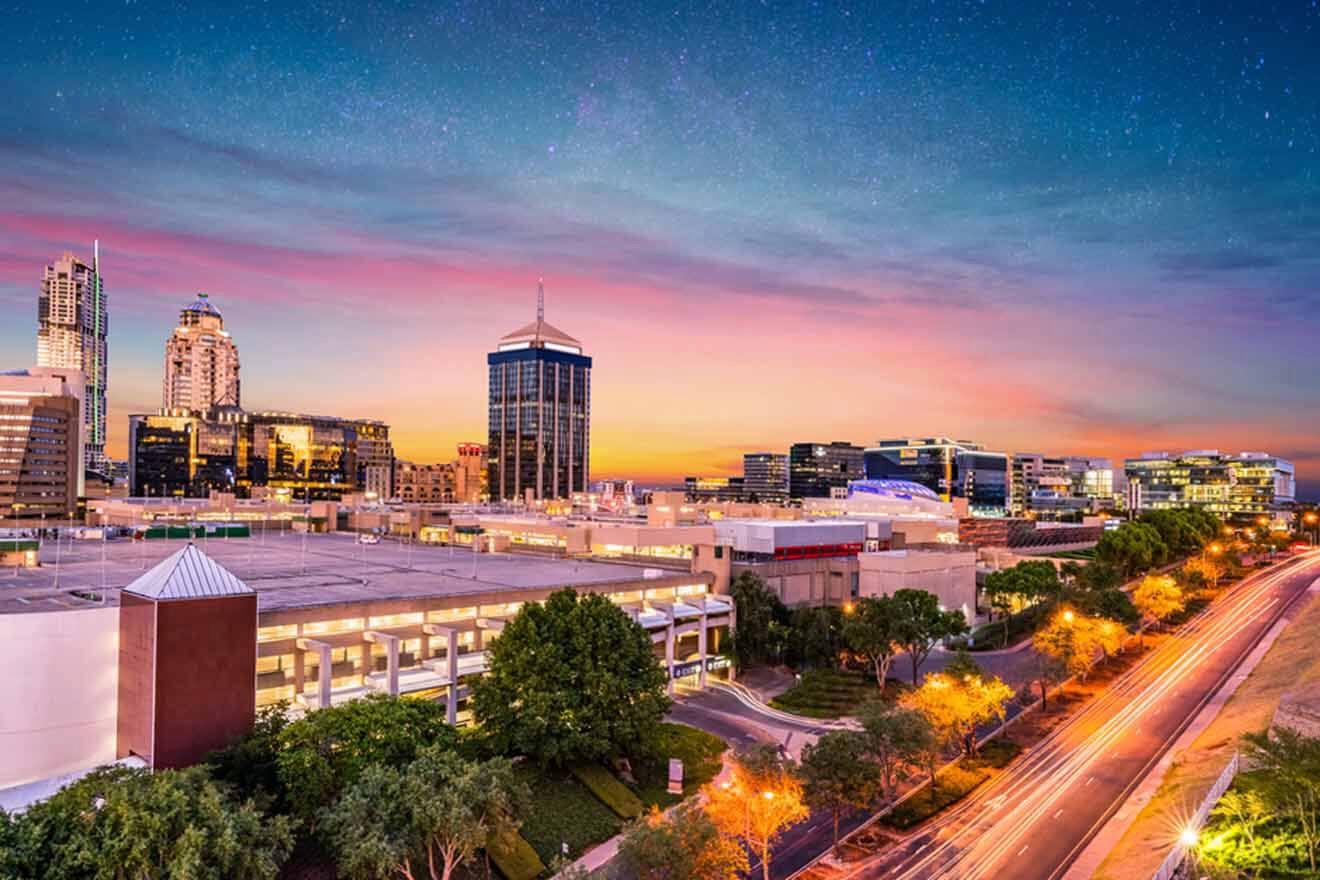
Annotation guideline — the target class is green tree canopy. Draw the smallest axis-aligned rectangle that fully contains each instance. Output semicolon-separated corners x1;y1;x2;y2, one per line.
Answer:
321;746;526;880
856;701;937;800
1139;508;1219;557
982;561;1062;646
801;731;884;854
842;595;902;687
470;588;670;766
275;693;457;825
728;572;789;670
890;589;970;686
1095;522;1168;577
7;766;293;880
784;605;845;670
617;803;748;880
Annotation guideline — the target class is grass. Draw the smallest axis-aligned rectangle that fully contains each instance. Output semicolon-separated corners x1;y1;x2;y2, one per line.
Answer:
1046;548;1098;561
513;765;623;866
883;739;1023;830
1093;589;1320;880
630;722;727;809
571;763;644;819
965;605;1047;651
486;828;546;880
769;669;894;718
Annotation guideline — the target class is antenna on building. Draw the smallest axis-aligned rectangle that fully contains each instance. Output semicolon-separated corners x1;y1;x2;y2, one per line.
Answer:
537;277;545;324
93;239;99;272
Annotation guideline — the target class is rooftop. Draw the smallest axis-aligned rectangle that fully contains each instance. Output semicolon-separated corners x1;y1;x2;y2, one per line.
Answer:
0;532;692;616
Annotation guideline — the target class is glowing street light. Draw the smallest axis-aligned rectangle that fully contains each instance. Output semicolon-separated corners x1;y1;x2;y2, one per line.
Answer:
1062;610;1076;624
843;602;855;615
1179;827;1199;847
761;790;776;800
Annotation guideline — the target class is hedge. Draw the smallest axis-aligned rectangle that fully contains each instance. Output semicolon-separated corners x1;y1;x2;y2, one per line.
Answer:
487;828;545;880
571;763;644;819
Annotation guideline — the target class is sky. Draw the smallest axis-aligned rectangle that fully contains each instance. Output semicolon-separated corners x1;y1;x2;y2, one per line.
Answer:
1;1;1318;495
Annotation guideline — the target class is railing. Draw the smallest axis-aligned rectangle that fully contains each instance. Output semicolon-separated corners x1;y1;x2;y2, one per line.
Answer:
1151;751;1239;880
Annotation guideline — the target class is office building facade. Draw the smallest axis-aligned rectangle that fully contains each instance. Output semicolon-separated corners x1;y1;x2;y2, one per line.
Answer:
685;476;747;502
129;408;393;501
1125;450;1295;520
163;294;241;411
743;452;789;503
788;442;865;500
487;284;590;501
0;368;85;518
865;438;1010;517
38;246;107;472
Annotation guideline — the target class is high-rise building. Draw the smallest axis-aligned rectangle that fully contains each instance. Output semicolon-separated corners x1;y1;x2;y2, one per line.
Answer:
788;442;865;500
684;476;747;502
864;438;1010;517
743;452;789;503
0;368;85;518
487;282;590;501
393;444;487;504
1010;453;1073;517
38;245;107;472
163;294;241;411
1125;450;1295;520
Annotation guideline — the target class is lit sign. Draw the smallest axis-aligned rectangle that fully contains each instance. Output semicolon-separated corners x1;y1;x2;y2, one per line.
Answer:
670;656;732;679
900;448;919;460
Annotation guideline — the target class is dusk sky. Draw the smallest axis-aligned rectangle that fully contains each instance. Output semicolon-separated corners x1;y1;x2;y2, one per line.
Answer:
2;1;1318;494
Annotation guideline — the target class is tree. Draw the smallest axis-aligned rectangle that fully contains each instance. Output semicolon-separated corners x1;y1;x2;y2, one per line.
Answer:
1072;586;1139;628
1211;789;1268;848
902;668;1013;759
1243;726;1320;874
1182;553;1225;589
857;701;936;800
470;588;670;766
1132;574;1184;643
1031;609;1123;699
785;605;845;669
206;703;291;807
704;746;809;880
10;765;293;880
618;803;748;880
322;746;526;880
800;731;884;855
890;589;969;686
982;562;1061;648
1140;509;1218;558
729;572;789;671
842;595;901;687
1096;522;1167;577
276;693;457;825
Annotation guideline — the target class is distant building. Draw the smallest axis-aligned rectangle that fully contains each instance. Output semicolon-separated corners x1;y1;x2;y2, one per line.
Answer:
684;476;746;502
1066;456;1117;511
788;442;865;500
129;408;393;501
0;368;85;518
864;438;1009;517
394;445;485;505
38;246;107;472
163;294;240;411
1125;450;1295;520
487;282;590;501
743;452;788;503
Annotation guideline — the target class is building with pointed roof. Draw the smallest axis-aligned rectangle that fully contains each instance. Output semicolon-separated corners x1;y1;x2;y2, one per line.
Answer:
163;292;241;411
487;281;591;501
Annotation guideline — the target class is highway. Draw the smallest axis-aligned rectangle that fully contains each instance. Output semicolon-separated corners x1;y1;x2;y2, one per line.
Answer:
823;552;1320;880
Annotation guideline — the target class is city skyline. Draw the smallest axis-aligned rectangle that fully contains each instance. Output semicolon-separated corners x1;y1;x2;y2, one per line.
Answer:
2;2;1318;495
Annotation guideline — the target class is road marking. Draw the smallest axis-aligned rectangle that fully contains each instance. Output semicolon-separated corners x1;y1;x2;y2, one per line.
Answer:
1085;776;1095;786
1053;809;1064;819
1018;845;1030;856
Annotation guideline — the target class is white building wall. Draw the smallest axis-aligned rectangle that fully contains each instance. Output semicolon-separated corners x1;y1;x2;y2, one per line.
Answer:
0;607;119;790
858;550;977;622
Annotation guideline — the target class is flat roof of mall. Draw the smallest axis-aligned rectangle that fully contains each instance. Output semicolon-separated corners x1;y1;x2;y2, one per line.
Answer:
0;533;696;616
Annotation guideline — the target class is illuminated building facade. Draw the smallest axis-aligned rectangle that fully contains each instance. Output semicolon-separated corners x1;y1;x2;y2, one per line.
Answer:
163;294;241;411
787;442;865;500
129;408;392;501
0;368;84;518
38;246;107;472
864;438;1010;517
743;452;789;503
487;283;590;501
685;476;747;502
1125;450;1295;520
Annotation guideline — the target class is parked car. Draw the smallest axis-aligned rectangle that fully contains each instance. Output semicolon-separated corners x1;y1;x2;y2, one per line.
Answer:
358;533;380;545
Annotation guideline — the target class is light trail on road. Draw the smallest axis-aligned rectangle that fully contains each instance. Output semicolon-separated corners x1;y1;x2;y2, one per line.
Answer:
846;553;1320;880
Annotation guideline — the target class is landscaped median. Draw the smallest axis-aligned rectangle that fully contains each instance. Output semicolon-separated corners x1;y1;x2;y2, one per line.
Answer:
883;739;1022;830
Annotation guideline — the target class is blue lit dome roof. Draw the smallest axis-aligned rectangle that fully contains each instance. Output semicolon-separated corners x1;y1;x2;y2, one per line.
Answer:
183;293;222;317
846;479;941;501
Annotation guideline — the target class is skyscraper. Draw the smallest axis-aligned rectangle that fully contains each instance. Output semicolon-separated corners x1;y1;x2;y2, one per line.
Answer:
487;281;591;501
163;293;241;411
743;452;789;503
38;245;107;472
788;442;865;499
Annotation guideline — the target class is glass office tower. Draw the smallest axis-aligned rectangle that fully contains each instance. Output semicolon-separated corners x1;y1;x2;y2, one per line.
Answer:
487;285;591;501
864;438;1010;517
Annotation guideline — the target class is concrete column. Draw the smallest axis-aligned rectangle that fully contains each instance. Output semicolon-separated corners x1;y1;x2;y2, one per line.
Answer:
665;624;676;696
364;631;401;696
424;624;460;725
698;610;708;688
296;638;333;709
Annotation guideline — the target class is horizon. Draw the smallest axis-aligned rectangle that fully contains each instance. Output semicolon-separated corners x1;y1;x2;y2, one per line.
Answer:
2;1;1317;497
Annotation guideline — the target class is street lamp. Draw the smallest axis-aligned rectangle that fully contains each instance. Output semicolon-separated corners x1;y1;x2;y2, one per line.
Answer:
1062;609;1076;624
1179;827;1199;847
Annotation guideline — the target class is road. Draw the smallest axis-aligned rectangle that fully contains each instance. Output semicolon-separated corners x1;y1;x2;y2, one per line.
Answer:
828;552;1320;880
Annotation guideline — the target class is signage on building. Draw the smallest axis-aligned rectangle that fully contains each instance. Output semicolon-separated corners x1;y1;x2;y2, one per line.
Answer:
670;656;732;679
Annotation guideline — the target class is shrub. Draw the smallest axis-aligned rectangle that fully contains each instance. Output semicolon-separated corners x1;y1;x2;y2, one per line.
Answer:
632;722;727;808
486;828;545;880
885;763;989;830
572;763;644;819
514;766;622;864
